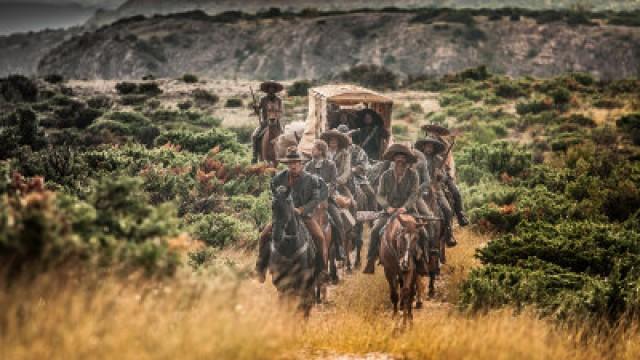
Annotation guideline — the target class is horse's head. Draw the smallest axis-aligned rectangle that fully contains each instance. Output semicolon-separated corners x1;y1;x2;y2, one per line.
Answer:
272;185;294;243
397;214;419;273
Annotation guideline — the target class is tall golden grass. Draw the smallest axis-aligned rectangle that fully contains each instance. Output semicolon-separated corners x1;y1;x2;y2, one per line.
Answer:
1;229;640;359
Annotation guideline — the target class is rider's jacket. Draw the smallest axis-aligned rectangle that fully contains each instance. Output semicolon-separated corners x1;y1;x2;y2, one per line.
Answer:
328;148;351;187
304;159;337;196
271;169;322;217
350;144;370;185
376;168;420;211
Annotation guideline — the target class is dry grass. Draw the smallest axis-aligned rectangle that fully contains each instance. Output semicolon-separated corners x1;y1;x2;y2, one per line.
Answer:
2;229;640;360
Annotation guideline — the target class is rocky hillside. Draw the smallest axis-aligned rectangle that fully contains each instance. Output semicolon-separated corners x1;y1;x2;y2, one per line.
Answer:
0;29;79;76
36;9;640;81
86;0;640;28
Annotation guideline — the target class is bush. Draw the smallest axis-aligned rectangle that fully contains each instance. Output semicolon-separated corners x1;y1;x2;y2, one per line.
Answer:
115;82;138;95
334;64;398;90
138;82;162;96
287;80;313;96
44;74;64;84
155;129;242;153
225;98;243;108
455;66;490;82
187;213;256;248
178;101;193;111
192;89;219;106
495;82;526;99
87;96;113;110
617;113;640;145
516;98;553;115
1;75;39;102
182;74;199;83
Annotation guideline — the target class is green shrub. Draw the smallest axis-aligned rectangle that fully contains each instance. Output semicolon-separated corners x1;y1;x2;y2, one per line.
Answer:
155;128;242;153
617;113;640;145
87;96;113;110
334;64;398;90
182;74;199;83
192;89;219;106
120;94;149;106
495;82;526;99
115;82;138;95
44;74;64;84
516;98;553;115
0;75;38;102
178;101;193;111
187;213;256;248
287;80;313;96
225;98;243;108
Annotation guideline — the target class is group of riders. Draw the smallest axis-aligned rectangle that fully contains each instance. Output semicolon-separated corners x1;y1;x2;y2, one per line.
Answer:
251;81;469;289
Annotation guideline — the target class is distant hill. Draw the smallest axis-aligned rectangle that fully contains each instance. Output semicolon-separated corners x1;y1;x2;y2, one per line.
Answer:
0;2;97;35
34;8;640;81
86;0;640;28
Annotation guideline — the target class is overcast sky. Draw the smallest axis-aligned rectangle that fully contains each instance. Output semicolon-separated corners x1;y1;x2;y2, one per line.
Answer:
0;0;126;9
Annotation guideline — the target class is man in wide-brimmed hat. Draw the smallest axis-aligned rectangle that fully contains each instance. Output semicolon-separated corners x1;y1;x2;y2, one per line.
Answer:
351;108;390;161
363;143;420;274
304;139;347;272
321;127;353;200
420;126;469;228
251;81;284;163
414;136;464;250
255;146;326;283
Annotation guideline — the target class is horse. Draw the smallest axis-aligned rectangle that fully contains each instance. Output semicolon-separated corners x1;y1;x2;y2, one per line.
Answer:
259;118;282;167
269;185;320;317
311;198;333;302
274;121;305;160
379;212;420;326
415;183;447;305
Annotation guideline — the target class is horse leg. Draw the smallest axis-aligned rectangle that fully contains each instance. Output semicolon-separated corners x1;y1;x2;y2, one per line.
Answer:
428;271;437;298
353;223;363;269
385;270;399;317
415;275;427;309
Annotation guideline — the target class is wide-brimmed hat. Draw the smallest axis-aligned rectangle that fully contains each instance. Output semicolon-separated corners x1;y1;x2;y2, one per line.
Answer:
421;124;451;136
415;137;446;155
336;124;358;137
355;108;384;128
278;146;308;163
260;81;284;93
382;143;417;163
321;129;350;149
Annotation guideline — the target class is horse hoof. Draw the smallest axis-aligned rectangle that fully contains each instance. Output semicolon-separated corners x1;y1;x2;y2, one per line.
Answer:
345;267;353;274
415;301;423;309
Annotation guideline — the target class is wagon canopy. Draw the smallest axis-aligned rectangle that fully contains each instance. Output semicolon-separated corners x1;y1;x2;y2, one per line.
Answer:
298;84;393;156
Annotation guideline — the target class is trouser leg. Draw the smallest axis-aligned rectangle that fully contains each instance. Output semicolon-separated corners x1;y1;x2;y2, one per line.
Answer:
328;203;346;260
251;127;262;163
445;177;469;226
256;223;273;274
304;218;327;274
437;193;456;247
363;218;385;274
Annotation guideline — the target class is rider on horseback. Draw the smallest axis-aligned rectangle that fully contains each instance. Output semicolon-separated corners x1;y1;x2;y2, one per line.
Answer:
252;81;284;164
363;144;420;275
414;137;462;250
321;128;353;202
304;139;347;262
351;109;390;161
421;125;469;227
255;147;326;283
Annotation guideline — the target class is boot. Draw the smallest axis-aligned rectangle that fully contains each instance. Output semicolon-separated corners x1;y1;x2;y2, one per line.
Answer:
363;257;376;274
445;224;457;248
254;267;266;284
456;211;470;227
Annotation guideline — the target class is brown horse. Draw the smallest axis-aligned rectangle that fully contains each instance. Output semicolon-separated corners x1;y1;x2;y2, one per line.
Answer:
259;119;283;167
416;184;446;305
380;212;420;326
312;200;332;303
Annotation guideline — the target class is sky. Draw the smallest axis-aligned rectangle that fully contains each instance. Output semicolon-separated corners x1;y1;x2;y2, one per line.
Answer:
0;0;126;9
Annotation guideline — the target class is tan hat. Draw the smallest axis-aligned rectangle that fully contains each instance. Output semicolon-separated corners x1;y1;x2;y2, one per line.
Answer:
382;143;417;163
320;129;350;150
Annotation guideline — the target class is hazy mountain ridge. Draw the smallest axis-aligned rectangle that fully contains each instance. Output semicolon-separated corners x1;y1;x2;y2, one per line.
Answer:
0;2;98;35
34;9;640;81
86;0;640;28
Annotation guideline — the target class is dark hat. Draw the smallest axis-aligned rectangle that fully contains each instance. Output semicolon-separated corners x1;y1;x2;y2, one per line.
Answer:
355;108;384;127
260;81;284;93
382;143;417;163
278;146;308;163
321;129;350;149
415;137;446;155
421;124;451;136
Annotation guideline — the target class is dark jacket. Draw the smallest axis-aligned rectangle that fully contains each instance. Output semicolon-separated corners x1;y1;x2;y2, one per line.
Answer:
352;125;388;161
271;169;321;217
305;159;337;195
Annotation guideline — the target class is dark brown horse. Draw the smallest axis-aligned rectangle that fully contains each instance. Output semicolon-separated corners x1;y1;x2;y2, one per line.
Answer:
259;118;283;167
416;183;446;305
380;212;420;326
269;186;320;317
312;200;332;302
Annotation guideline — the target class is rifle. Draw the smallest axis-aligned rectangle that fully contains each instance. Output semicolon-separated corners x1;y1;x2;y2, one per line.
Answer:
437;136;456;173
249;86;260;118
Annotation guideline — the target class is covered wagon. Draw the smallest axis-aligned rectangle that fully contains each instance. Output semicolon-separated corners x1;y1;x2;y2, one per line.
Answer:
298;84;394;159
